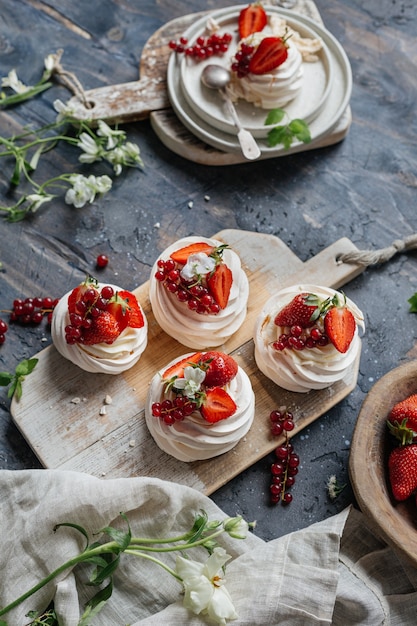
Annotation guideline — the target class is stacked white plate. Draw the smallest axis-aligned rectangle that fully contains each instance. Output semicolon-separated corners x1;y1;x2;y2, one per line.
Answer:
166;5;352;158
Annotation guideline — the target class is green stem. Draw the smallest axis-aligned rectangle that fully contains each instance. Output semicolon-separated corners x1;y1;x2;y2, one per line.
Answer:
124;550;181;581
0;542;119;617
0;82;53;108
129;528;225;553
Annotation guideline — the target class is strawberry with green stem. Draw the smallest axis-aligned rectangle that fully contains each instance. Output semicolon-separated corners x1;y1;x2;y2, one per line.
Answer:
388;443;417;501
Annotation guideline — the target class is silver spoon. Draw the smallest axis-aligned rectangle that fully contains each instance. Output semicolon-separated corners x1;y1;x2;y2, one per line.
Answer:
201;64;261;161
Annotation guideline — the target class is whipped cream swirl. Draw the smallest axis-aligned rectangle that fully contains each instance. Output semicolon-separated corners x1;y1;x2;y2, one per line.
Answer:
149;237;249;349
228;15;323;109
145;354;255;462
230;38;303;109
51;283;148;374
254;285;365;393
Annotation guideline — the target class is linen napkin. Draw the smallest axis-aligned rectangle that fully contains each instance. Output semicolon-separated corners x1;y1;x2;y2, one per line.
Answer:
1;469;417;625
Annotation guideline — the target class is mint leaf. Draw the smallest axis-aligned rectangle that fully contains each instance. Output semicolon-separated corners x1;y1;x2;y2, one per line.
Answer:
289;119;311;144
0;372;13;386
15;357;38;377
408;293;417;312
267;125;294;150
0;357;38;401
265;108;285;125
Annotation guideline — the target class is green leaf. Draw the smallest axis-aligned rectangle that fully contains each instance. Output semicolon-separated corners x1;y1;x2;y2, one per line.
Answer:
408;293;417;312
54;521;90;551
288;119;311;144
264;108;285;125
15;358;38;377
0;372;13;386
9;379;21;400
79;580;113;625
267;125;294;149
88;555;120;585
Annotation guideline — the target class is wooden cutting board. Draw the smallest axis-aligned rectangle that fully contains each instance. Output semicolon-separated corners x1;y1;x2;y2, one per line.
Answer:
66;0;351;165
11;230;365;494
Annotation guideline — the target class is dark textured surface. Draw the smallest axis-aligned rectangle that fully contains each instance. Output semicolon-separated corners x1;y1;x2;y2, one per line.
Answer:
0;0;417;541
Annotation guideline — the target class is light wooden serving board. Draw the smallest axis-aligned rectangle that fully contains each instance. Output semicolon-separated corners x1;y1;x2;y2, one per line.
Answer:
66;0;351;165
11;231;365;494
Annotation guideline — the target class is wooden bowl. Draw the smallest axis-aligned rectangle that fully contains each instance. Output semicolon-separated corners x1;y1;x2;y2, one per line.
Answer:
349;360;417;567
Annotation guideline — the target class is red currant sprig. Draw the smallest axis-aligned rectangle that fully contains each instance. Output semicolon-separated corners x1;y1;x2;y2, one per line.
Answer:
269;408;300;505
231;43;255;78
151;397;197;426
64;284;116;344
155;258;220;316
0;318;8;345
272;323;330;352
168;32;233;61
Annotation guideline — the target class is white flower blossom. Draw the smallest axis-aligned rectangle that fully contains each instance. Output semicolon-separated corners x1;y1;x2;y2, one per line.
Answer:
223;516;249;540
65;174;111;208
77;132;102;163
53;99;78;122
174;365;206;397
1;69;31;94
181;253;216;282
26;193;53;213
176;547;238;626
43;54;55;73
97;120;126;150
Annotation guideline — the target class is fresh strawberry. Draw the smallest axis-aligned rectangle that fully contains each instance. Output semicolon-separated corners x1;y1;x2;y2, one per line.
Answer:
107;290;144;331
274;293;320;328
82;311;121;345
200;351;238;387
238;3;267;39
388;443;417;501
170;242;215;265
387;394;417;445
162;352;203;380
248;36;288;75
207;263;233;309
324;306;356;353
200;387;237;423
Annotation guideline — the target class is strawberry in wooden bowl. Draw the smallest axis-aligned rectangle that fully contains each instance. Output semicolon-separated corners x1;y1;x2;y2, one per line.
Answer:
149;236;249;349
349;361;417;568
51;276;147;374
145;350;255;461
253;285;365;393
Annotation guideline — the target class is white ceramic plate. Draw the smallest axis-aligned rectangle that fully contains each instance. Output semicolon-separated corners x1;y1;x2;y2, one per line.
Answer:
167;5;352;157
179;7;333;138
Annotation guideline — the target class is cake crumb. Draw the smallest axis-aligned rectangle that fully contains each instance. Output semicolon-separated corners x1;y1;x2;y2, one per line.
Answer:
129;439;136;447
71;397;81;404
99;406;107;416
104;394;113;405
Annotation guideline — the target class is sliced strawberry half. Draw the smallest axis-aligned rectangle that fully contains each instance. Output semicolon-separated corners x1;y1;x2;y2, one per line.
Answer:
324;306;356;353
200;351;238;387
109;290;144;329
238;3;267;39
200;387;237;423
162;352;203;380
67;277;98;316
248;37;288;75
207;263;233;309
170;242;215;265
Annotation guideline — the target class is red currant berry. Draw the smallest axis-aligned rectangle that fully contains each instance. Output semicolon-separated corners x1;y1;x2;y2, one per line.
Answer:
96;254;109;268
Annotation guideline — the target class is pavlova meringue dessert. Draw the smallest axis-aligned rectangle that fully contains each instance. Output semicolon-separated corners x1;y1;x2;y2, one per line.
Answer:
228;4;323;109
145;350;255;461
52;276;147;374
149;236;249;349
254;285;365;393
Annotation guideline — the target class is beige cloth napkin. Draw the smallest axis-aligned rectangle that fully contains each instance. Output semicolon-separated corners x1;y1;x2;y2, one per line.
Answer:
1;470;417;625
